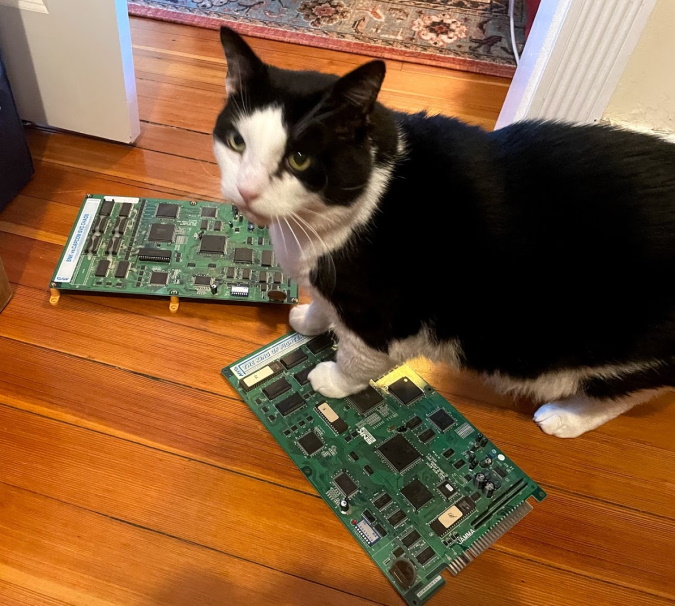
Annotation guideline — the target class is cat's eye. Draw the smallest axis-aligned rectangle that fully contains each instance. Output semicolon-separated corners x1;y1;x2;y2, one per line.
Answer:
227;130;246;152
287;151;312;172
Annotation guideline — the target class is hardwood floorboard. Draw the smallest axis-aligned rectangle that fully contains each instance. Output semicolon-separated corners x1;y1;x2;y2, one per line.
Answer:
0;14;671;606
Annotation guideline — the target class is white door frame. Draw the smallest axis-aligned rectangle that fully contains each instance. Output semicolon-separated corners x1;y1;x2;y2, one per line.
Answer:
496;0;658;129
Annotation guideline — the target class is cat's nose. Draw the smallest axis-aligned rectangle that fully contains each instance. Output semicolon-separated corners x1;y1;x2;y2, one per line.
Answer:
237;186;260;205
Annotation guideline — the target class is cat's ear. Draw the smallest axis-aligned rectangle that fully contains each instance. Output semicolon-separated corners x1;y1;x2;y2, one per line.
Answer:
329;60;386;116
219;26;266;95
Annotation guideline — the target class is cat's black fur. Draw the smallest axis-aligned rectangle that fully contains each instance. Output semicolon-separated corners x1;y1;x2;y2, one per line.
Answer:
316;115;675;397
215;27;675;402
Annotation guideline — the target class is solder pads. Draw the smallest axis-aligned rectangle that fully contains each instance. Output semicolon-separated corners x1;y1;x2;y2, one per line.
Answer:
50;195;299;309
223;332;547;606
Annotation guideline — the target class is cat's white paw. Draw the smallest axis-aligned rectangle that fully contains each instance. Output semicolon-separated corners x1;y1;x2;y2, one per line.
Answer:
289;304;330;336
533;403;595;438
308;361;367;399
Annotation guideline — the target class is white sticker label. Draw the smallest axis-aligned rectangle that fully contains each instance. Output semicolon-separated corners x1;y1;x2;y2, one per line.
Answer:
230;332;311;378
54;198;100;283
318;402;339;423
103;195;139;204
358;427;376;445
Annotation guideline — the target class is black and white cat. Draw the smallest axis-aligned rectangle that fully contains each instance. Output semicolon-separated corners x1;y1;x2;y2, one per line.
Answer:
213;26;675;438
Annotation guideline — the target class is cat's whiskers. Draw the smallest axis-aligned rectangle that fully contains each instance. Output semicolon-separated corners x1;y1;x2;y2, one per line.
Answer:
282;216;305;262
270;214;289;260
291;213;337;289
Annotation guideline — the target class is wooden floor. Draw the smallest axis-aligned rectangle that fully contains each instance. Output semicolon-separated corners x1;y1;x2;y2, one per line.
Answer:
1;16;673;606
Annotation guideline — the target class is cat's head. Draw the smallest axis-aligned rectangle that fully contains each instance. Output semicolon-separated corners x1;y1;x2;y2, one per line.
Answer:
213;26;399;233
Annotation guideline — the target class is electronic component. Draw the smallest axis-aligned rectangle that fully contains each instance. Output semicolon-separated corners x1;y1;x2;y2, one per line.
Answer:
373;493;392;510
377;434;421;473
149;272;168;285
280;349;308;369
194;276;212;286
258;271;267;283
298;431;323;456
306;333;334;354
334;472;358;498
387;510;407;528
156;203;179;218
94;259;110;277
418;428;436;444
233;247;254;263
238;362;284;392
438;481;456;498
263;377;292;400
231;286;249;297
388;377;424;405
199;235;226;254
137;248;171;263
430;497;476;537
293;365;314;385
261;250;273;266
389;559;416;591
416;546;436;566
402;529;421;548
406;416;422;430
118;202;132;217
201;207;217;217
114;261;129;279
401;478;434;510
275;392;306;416
317;402;348;434
429;409;455;432
148;224;175;242
348;386;384;414
355;518;381;546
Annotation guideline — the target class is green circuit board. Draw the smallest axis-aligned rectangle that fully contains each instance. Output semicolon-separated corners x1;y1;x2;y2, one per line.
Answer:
223;332;547;606
50;194;299;308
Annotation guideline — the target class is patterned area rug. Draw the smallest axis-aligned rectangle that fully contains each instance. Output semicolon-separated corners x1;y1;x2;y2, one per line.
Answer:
129;0;526;77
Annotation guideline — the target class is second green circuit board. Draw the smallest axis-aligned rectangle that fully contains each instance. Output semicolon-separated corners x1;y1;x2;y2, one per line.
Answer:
50;194;299;310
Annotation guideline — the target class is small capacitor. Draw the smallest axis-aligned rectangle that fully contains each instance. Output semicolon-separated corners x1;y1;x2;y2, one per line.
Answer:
469;458;478;470
481;456;493;468
474;472;487;489
210;282;218;295
484;481;496;498
228;221;234;228
339;498;350;514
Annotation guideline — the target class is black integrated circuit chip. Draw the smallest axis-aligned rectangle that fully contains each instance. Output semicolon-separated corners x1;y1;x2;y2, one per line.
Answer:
377;434;421;473
334;472;358;497
400;479;434;510
156;203;179;218
200;235;227;254
429;408;455;432
233;247;254;263
392;547;404;558
263;377;292;400
373;493;392;510
298;431;323;456
416;546;436;566
387;510;407;527
306;333;334;354
388;377;424;405
364;465;374;475
194;275;211;286
349;386;384;415
402;529;421;548
261;250;273;267
405;416;422;430
99;199;114;216
118;202;133;217
138;248;171;263
258;271;268;283
275;392;305;416
438;481;456;498
113;261;129;279
150;271;168;285
95;259;110;277
418;428;436;444
201;207;217;217
226;266;235;279
443;448;455;458
293;365;314;385
241;268;251;280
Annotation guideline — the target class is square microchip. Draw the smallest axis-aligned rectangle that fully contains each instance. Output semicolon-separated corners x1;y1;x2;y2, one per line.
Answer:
200;235;227;254
233;247;254;263
334;472;358;497
148;223;175;242
402;529;421;548
429;409;455;432
377;434;421;473
348;386;384;415
418;428;436;444
201;207;217;217
401;479;434;510
293;365;314;386
298;431;323;456
149;271;168;285
194;275;211;286
388;377;424;405
156;203;179;218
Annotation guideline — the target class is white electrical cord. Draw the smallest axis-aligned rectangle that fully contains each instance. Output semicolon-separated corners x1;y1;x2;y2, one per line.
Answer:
509;0;521;66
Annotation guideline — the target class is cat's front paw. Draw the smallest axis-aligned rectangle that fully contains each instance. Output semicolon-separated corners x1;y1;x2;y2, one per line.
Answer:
308;361;367;399
289;303;330;336
533;403;594;438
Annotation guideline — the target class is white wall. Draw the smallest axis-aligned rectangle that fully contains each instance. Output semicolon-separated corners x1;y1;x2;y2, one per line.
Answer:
0;0;140;143
603;0;674;136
